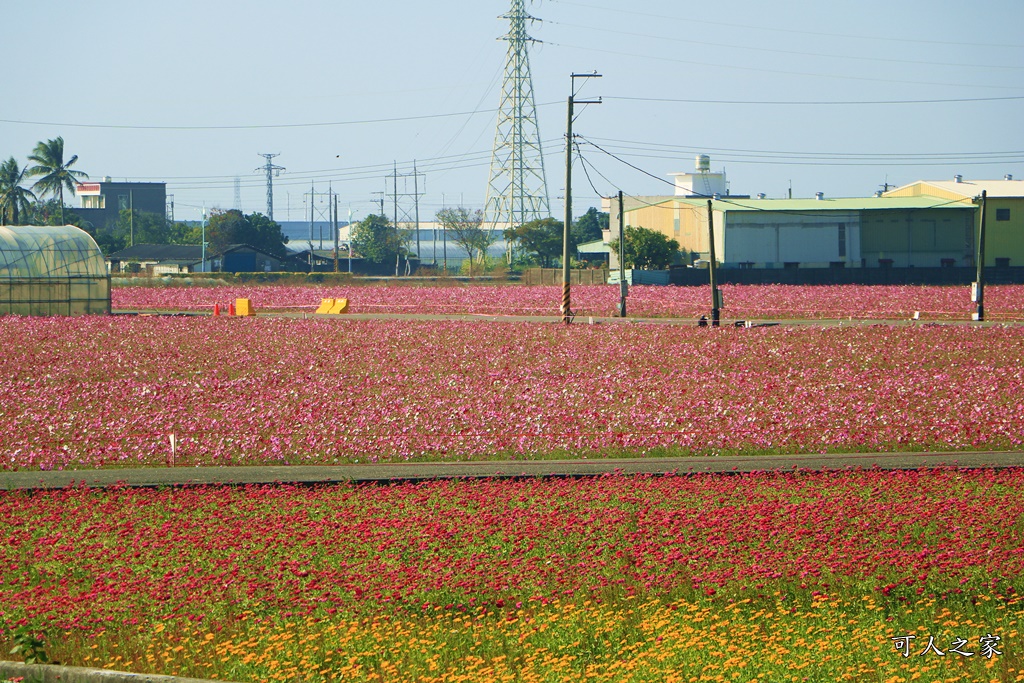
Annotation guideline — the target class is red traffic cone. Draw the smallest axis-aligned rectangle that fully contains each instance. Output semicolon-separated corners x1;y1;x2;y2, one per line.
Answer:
213;303;220;316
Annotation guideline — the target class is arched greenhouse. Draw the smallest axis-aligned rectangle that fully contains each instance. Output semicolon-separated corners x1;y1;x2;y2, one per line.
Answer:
0;225;110;316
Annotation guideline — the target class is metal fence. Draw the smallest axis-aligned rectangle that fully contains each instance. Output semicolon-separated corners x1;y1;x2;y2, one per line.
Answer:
522;268;608;286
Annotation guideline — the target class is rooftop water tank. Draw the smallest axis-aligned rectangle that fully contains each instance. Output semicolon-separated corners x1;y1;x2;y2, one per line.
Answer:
696;154;711;172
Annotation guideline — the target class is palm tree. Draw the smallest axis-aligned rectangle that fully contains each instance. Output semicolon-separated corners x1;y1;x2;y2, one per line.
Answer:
0;157;37;226
27;136;88;225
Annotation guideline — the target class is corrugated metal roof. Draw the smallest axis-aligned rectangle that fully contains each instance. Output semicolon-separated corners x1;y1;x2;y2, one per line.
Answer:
890;179;1024;199
108;244;203;261
666;195;973;212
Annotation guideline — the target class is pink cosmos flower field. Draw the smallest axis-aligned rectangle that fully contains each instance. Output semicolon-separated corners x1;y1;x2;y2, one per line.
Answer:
111;283;1024;320
2;316;1022;471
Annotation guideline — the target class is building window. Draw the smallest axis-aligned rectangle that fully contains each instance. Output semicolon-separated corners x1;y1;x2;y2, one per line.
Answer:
996;208;1010;221
82;195;105;209
673;216;680;236
118;194;129;211
838;223;846;258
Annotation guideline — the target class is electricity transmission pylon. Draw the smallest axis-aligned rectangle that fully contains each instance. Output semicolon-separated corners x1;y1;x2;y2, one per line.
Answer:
483;0;550;233
257;153;285;220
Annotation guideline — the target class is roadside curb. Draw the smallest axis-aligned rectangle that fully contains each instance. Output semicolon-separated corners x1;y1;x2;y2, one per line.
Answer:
0;661;227;683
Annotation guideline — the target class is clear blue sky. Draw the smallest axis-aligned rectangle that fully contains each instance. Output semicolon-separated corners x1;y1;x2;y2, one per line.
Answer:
5;0;1023;222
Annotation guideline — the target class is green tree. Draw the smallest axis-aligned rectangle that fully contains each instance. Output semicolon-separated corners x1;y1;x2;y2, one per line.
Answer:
27;136;88;224
205;209;288;258
167;221;202;245
504;217;563;267
116;209;171;245
0;157;37;225
23;197;86;229
436;207;491;276
571;207;608;247
351;213;403;265
608;225;681;270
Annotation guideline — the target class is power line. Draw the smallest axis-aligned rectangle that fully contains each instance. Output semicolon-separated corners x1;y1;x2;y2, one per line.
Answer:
546;0;1024;49
605;95;1024;106
545;41;1021;91
0;103;561;131
578;136;1024;165
547;19;1024;71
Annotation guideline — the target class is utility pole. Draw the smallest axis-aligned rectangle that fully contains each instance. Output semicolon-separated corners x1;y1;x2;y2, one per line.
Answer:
257;153;285;220
561;72;601;324
707;199;720;327
392;161;399;230
129;190;134;247
333;193;339;274
201;205;207;273
309;181;315;272
617;190;627;317
413;160;421;261
973;190;988;321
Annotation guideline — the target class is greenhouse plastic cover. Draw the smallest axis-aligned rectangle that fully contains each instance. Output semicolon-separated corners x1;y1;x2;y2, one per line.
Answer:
0;225;110;315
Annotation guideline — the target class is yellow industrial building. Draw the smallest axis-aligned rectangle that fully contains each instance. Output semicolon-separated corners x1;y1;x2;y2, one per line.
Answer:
603;159;1019;271
884;176;1023;268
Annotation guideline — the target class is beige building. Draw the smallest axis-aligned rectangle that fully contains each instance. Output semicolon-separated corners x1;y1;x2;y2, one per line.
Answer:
603;194;975;270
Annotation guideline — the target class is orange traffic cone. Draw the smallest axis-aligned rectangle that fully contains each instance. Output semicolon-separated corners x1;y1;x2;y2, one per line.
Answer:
228;302;235;316
213;303;220;316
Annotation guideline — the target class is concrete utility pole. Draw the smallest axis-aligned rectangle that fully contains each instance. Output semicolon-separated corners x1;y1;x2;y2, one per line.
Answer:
973;190;988;321
707;199;720;327
309;182;315;271
257;153;285;220
384;163;425;263
617;190;627;317
561;71;601;325
129;190;134;247
333;193;339;274
413;160;421;260
201;205;207;273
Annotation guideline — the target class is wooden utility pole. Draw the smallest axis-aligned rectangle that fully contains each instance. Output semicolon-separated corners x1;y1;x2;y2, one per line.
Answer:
561;72;601;325
707;199;720;327
974;190;988;321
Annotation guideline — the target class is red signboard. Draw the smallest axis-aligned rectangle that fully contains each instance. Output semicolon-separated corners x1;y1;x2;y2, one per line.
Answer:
77;183;101;195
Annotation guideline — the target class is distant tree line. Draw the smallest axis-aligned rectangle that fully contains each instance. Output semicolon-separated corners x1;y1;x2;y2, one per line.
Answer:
0;137;290;257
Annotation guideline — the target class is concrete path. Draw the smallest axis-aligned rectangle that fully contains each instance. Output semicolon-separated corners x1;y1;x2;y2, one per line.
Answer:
2;450;1022;491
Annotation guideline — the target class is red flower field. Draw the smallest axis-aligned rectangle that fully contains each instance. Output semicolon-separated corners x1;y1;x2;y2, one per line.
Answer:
110;283;1024;321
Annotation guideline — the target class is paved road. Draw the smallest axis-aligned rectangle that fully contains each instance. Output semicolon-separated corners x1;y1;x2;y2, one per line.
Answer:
2;450;1022;490
118;309;1024;327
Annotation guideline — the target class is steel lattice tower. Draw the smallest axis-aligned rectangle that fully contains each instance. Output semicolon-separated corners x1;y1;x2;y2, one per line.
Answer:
484;0;550;232
257;153;285;220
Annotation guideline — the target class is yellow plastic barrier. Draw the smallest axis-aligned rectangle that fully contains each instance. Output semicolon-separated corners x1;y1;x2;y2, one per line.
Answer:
315;298;335;314
328;298;349;314
234;298;255;316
